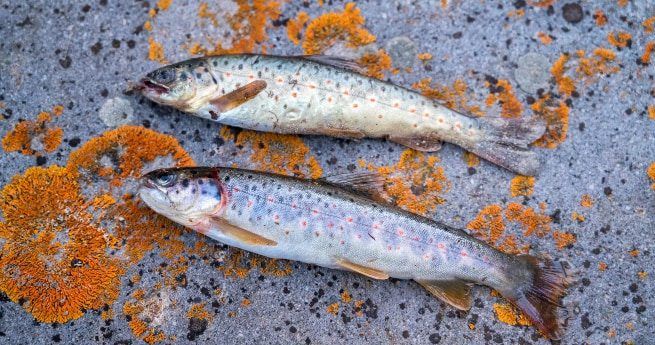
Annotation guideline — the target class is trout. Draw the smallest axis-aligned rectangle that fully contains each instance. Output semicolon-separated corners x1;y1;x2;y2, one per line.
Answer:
138;167;570;338
135;54;545;176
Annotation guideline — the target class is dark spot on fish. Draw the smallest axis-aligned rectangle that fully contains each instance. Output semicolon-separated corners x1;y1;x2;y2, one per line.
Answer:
181;179;190;187
212;60;218;66
196;73;202;78
180;72;188;81
203;67;209;72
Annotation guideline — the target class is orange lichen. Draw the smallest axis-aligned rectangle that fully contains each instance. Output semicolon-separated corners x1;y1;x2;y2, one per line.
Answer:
644;16;655;34
123;290;168;344
219;127;323;179
357;49;392;79
507;9;525;18
2;108;64;156
647;163;655;189
637;271;648;280
493;303;531;326
362;149;450;216
188;303;213;320
629;249;640;257
0;166;123;323
147;37;166;63
594;9;607;26
326;302;340;315
156;0;172;11
532;94;570;149
417;53;433;61
192;0;281;55
485;79;523;118
241;298;252;307
340;290;352;303
412;78;484;116
463;151;480;167
641;41;655;65
510;175;535;197
598;262;608;271
216;247;292;280
607;31;632;49
68;125;193;187
468;202;554;254
537;32;552;45
552;231;576;250
551;54;576;97
287;11;310;45
580;194;594;208
571;211;585;222
301;2;376;54
528;0;555;7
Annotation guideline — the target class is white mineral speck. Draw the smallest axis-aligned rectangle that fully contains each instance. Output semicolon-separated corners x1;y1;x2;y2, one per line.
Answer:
99;97;134;127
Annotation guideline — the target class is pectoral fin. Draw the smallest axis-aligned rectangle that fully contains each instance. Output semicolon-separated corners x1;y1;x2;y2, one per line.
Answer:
336;259;389;280
415;279;472;310
210;80;267;113
209;217;277;246
389;135;442;152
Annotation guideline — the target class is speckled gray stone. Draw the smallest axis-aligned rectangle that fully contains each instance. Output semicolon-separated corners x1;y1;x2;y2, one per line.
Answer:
99;97;134;127
514;53;551;95
385;36;418;69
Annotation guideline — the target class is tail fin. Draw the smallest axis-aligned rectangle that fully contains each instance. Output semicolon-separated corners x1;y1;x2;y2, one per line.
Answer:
499;255;571;340
470;117;546;176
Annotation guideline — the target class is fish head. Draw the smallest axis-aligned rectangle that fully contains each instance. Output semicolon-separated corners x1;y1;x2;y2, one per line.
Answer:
138;167;226;227
138;63;198;108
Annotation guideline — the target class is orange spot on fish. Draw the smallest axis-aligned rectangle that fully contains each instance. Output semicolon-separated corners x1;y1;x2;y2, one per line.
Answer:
397;228;405;236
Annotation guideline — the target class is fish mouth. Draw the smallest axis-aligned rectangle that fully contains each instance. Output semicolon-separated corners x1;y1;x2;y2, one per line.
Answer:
138;78;169;94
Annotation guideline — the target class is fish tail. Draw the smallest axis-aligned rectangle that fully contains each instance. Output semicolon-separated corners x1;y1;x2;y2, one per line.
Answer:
470;117;546;176
498;255;571;340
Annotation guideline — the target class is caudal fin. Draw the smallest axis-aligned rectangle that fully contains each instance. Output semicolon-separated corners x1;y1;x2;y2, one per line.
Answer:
471;117;546;176
499;255;571;340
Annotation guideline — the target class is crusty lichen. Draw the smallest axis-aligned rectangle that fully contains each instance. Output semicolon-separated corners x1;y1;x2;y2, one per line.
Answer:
412;78;484;116
647;163;655;190
219;127;323;179
358;49;392;79
2;106;64;156
485;79;523;118
0;166;122;323
301;2;376;55
493;303;531;326
509;175;535;197
286;11;310;45
361;149;450;216
531;94;570;149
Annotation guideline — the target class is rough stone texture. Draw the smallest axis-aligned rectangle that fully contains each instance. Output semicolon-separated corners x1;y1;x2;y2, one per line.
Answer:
0;1;653;345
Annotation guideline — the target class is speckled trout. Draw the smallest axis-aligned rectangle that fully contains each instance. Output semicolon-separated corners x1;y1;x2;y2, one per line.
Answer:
138;167;569;339
135;54;545;176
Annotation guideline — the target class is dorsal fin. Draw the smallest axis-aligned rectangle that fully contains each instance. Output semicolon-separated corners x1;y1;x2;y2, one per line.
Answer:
301;55;366;74
320;171;387;203
415;279;473;310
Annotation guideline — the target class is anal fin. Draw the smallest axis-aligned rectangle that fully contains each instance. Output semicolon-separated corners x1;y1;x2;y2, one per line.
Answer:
415;279;472;310
336;259;389;280
208;217;277;246
389;135;442;152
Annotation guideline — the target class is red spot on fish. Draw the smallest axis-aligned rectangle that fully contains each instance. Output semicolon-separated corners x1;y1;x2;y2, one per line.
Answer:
327;96;333;103
300;220;308;228
372;223;380;230
437;243;445;250
225;72;231;77
327;222;334;229
423;254;431;260
343;90;349;96
291;92;298;98
413;236;420;241
409;108;417;113
460;250;468;257
312;209;319;215
340;240;345;245
248;74;255;80
273;214;280;221
369;97;376;103
291;202;298;209
393;102;400;108
356;234;362;239
352;103;359;108
346;217;353;223
482;255;490;263
266;196;274;203
397;228;405;236
232;186;241;192
247;200;254;208
387;245;392;251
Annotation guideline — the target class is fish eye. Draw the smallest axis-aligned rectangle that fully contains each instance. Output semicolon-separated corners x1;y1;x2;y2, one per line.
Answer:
152;69;175;84
153;172;177;187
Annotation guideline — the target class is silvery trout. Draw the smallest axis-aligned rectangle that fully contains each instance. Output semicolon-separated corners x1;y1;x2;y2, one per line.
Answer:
135;54;545;176
138;167;569;338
